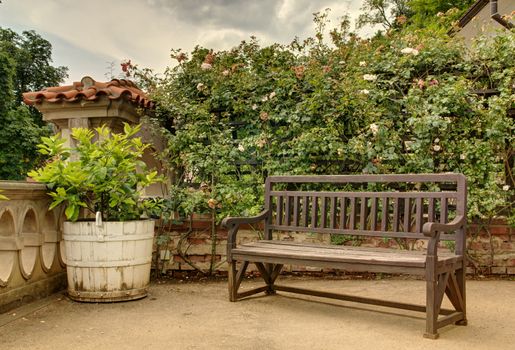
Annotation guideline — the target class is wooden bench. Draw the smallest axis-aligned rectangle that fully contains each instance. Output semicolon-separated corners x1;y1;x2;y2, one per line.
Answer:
221;174;467;339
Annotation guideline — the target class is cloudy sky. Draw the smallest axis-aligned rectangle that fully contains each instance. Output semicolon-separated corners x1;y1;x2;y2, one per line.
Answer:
0;0;376;85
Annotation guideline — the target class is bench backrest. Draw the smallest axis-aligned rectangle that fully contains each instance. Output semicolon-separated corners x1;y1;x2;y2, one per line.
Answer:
264;174;466;242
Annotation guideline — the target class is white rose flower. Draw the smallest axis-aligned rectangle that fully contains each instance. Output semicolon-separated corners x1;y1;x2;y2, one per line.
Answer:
401;47;419;56
433;145;441;152
269;91;276;99
460;154;466;160
261;95;269;102
360;89;370;95
359;61;367;67
251;104;258;110
363;74;378;81
434;138;440;143
222;69;230;76
369;123;379;135
503;185;510;191
238;144;245;152
200;62;213;70
196;83;205;91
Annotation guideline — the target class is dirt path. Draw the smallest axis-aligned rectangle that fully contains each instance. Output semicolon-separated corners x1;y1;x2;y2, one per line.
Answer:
0;277;513;350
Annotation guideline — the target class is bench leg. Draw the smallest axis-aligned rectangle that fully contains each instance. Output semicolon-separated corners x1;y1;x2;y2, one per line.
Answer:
446;267;467;326
255;263;283;295
454;267;467;325
228;261;237;302
228;261;249;302
424;279;439;339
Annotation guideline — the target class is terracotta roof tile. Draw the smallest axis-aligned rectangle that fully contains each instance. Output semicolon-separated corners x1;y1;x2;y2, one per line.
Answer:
22;76;154;109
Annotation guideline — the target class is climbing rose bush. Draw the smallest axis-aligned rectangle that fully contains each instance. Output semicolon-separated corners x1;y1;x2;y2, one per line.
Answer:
146;21;514;224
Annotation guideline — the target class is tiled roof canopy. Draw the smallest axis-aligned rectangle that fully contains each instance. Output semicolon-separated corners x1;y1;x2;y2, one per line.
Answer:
22;76;154;109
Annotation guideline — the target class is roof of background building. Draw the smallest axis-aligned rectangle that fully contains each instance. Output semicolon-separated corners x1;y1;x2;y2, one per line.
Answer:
22;76;154;109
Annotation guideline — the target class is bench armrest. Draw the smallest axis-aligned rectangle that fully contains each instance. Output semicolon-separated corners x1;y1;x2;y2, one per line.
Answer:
222;210;270;262
422;215;466;238
221;209;270;228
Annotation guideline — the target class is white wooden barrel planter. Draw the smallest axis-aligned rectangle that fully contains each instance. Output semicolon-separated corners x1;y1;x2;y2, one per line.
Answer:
62;220;154;302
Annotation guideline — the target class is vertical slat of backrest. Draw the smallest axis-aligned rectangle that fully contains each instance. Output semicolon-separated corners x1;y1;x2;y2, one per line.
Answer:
415;197;423;233
311;196;318;228
370;197;378;231
440;197;448;224
320;197;327;228
293;196;300;227
302;196;309;227
339;197;347;229
403;198;411;232
277;195;283;225
428;198;435;223
381;197;389;231
349;197;356;230
271;195;277;226
360;197;367;230
285;195;292;226
329;197;337;229
264;178;273;240
392;198;400;232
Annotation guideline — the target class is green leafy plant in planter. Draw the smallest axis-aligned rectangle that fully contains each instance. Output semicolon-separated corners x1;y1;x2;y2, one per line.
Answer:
28;123;160;221
28;123;162;302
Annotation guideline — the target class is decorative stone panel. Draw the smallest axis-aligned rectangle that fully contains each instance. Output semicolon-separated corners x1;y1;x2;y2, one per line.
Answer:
0;181;66;313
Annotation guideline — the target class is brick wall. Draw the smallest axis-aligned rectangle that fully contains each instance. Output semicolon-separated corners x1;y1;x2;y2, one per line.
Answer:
466;219;514;275
157;218;515;276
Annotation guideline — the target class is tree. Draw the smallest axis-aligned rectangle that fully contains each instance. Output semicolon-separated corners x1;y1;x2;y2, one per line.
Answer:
357;0;412;30
0;28;67;179
0;27;68;123
357;0;476;31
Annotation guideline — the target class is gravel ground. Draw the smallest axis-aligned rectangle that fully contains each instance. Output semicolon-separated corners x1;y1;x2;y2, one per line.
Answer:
0;277;513;350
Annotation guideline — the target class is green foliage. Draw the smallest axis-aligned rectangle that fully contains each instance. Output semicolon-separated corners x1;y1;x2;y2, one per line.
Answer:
28;123;161;222
408;0;475;28
0;105;51;179
0;27;67;180
357;0;411;30
0;27;68;109
357;0;475;31
147;17;513;224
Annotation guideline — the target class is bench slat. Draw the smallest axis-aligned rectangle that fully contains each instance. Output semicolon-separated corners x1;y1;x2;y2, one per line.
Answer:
302;196;308;227
415;198;423;233
393;198;400;232
340;196;347;229
311;196;318;229
441;197;448;224
350;197;356;230
267;224;426;239
277;196;283;226
360;197;367;230
428;198;435;222
371;198;378;231
404;198;411;232
285;195;291;226
381;197;388;231
329;197;337;229
293;196;300;227
233;241;461;268
321;197;327;228
270;191;458;198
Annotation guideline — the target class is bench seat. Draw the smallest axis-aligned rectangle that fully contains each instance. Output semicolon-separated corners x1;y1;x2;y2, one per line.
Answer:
233;240;462;272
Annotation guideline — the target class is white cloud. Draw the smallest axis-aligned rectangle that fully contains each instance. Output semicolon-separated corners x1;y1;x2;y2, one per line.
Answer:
0;0;377;84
